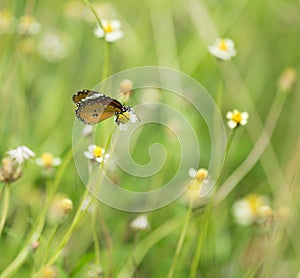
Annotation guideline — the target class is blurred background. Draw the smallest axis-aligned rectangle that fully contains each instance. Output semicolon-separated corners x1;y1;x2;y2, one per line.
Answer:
0;0;300;277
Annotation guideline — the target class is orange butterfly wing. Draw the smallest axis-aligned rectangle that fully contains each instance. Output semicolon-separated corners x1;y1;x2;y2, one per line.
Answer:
75;92;123;125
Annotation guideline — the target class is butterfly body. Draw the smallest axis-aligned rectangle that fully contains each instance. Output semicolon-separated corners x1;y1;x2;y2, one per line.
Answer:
73;89;133;125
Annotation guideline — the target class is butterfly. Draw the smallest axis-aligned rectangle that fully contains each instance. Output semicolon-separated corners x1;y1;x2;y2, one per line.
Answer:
73;89;136;125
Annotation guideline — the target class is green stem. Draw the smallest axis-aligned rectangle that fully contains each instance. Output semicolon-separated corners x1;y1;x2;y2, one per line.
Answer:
102;41;110;80
83;0;105;30
225;128;236;154
117;217;181;278
40;134;111;269
189;201;213;278
132;232;141;277
0;205;47;278
46;189;92;266
167;199;194;278
215;84;288;204
92;202;101;267
1;144;78;276
0;184;10;236
104;126;115;155
49;146;75;198
97;210;113;278
0;184;5;200
42;225;59;265
82;0;110;81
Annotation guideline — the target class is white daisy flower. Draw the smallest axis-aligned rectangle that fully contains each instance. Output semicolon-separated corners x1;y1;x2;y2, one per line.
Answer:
183;168;209;204
38;32;73;63
7;145;35;165
84;144;110;163
130;215;150;231
116;109;139;132
17;15;41;36
94;19;123;42
188;168;208;181
36;152;62;169
232;194;272;226
226;109;249;129
208;38;236;61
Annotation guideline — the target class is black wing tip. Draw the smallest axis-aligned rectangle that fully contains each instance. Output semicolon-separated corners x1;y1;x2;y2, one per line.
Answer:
72;89;100;104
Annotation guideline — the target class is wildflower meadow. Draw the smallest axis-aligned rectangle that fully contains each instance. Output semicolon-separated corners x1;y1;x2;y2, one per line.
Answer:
0;0;299;277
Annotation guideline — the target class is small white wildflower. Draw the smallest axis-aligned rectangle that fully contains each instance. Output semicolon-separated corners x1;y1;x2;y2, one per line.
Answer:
232;194;272;226
130;215;150;231
188;168;208;181
38;32;72;63
94;19;123;42
208;38;236;61
47;195;73;224
7;145;35;165
118;79;133;103
36;152;62;168
119;79;133;94
0;157;22;183
0;9;15;34
17;15;41;36
226;109;249;129
116;110;138;132
84;144;110;163
183;168;209;205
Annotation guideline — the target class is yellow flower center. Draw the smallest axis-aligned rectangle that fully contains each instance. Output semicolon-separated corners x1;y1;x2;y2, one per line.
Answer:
21;15;35;26
93;146;103;157
218;39;228;51
246;194;263;213
59;198;73;214
2;157;11;167
232;111;242;123
0;10;12;21
41;265;57;278
104;22;113;33
41;152;54;167
195;168;208;182
117;112;130;124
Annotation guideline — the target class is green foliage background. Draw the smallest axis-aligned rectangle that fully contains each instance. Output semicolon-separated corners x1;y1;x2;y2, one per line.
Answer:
0;0;299;277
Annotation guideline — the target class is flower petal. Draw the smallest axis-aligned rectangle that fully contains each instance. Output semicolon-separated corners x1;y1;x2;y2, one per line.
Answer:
53;158;62;166
119;123;128;132
226;111;233;119
88;144;96;152
227;120;237;129
105;30;123;42
241;112;249;120
110;19;121;30
129;111;138;123
94;26;105;38
232;200;254;225
188;168;197;178
96;157;103;163
84;151;94;159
